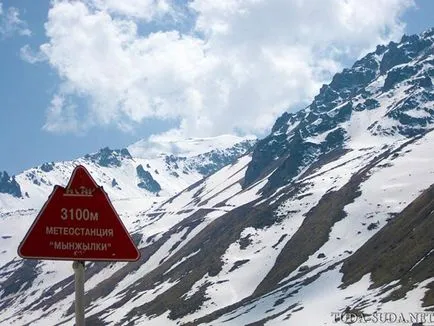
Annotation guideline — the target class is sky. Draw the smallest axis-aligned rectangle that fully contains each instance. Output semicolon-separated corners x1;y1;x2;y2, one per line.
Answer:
0;0;433;175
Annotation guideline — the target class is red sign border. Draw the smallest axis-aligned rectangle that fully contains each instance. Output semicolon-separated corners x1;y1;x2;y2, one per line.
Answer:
17;165;141;262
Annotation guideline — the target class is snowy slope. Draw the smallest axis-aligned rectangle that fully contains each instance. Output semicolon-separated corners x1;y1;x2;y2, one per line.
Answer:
0;29;434;326
2;129;432;326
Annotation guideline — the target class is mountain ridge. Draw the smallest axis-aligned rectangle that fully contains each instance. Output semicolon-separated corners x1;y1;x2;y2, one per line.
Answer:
0;134;256;203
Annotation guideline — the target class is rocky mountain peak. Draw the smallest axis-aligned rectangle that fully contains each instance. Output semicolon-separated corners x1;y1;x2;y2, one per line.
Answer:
244;28;434;190
84;147;133;167
0;171;22;198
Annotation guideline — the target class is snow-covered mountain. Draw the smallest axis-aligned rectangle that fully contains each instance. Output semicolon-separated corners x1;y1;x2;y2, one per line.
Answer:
0;134;255;205
1;28;434;326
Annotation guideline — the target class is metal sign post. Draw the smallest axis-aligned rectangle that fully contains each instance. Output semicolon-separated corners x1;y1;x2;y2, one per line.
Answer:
73;261;85;326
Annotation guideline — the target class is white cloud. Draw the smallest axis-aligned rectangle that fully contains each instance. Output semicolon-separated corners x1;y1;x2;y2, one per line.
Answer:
88;0;174;21
37;0;414;137
0;1;31;38
43;94;80;133
20;44;46;63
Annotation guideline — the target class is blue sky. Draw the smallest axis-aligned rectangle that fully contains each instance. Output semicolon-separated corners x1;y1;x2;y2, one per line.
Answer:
0;0;433;175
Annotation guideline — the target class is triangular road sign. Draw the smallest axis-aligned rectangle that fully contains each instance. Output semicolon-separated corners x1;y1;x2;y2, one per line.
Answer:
18;165;140;261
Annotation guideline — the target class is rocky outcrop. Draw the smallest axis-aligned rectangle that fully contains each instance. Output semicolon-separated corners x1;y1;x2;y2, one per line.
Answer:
0;171;22;197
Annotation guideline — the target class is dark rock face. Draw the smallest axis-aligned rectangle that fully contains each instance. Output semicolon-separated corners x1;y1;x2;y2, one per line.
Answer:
411;74;433;88
380;33;432;72
40;162;55;172
354;99;380;111
111;178;119;188
136;165;161;193
383;65;420;91
323;127;346;151
329;57;378;97
84;147;132;167
0;171;22;198
379;42;412;74
385;90;434;137
265;132;321;190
